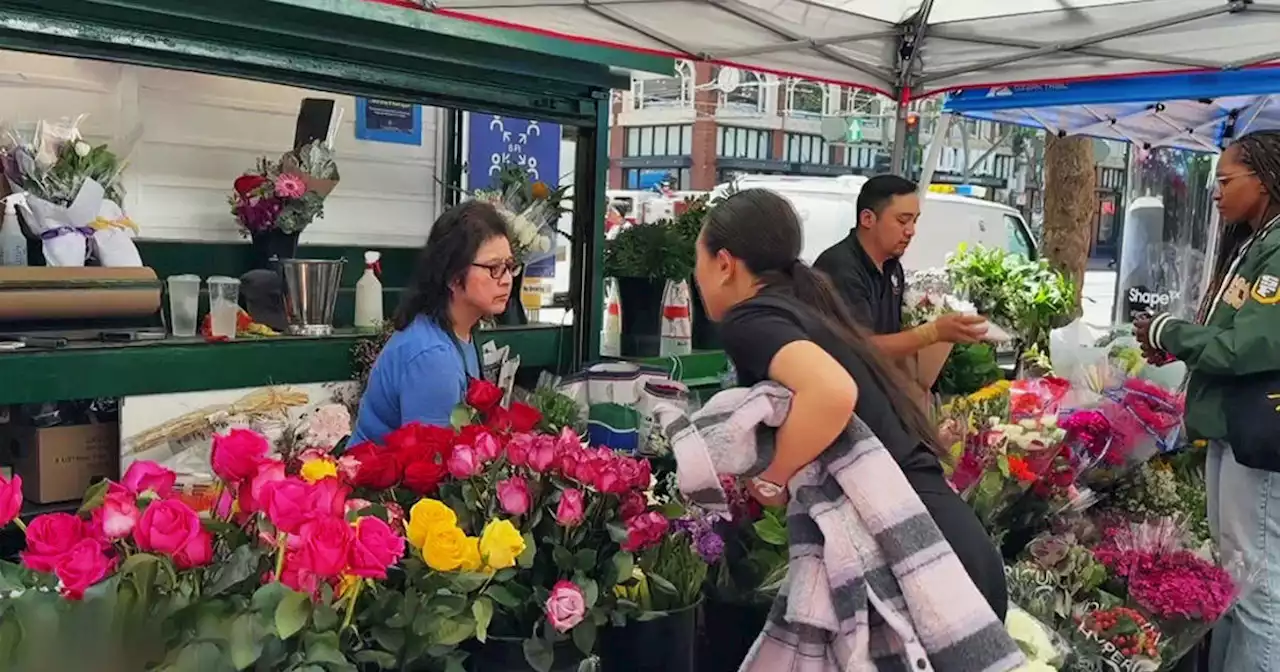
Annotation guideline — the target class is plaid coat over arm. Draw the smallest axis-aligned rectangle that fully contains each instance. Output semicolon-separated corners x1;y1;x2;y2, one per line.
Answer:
655;382;1024;672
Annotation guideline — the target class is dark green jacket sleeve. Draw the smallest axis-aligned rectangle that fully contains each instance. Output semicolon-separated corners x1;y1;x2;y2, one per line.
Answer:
1151;245;1280;376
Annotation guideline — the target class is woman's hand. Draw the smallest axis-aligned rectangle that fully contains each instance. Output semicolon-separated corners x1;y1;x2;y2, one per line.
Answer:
1134;315;1153;348
746;477;789;507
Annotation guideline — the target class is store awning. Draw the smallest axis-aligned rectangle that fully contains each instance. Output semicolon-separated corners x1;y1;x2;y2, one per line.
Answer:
419;0;1280;98
943;68;1280;151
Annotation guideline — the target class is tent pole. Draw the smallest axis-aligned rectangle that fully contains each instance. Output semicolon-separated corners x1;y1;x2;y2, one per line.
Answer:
890;100;908;174
889;0;935;176
917;112;951;196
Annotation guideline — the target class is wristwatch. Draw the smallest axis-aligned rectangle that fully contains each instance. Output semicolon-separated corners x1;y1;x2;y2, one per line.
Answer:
751;477;785;499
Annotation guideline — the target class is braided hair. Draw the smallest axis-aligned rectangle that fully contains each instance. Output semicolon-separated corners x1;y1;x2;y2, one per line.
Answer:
1194;130;1280;323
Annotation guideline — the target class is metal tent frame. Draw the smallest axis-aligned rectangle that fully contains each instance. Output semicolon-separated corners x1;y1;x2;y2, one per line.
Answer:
405;0;1280;170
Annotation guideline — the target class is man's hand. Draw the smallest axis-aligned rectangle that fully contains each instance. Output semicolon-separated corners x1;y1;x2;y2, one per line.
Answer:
932;312;989;344
1134;315;1153;348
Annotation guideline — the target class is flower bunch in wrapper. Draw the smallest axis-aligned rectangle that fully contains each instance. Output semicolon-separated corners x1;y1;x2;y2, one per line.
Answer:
705;478;788;605
1059;375;1185;493
615;515;713;613
472;163;565;267
938;380;1011;450
229;140;339;236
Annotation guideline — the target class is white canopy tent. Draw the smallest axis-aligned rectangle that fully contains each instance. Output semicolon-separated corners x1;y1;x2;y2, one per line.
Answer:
425;0;1280;167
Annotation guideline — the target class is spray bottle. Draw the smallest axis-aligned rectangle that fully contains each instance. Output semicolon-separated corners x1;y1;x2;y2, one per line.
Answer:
354;250;383;330
0;192;29;267
601;277;622;357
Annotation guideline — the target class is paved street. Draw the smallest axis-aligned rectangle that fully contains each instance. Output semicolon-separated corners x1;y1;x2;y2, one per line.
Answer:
1082;269;1118;327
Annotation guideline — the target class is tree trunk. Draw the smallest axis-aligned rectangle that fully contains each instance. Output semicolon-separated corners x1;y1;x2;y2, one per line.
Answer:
1042;135;1097;312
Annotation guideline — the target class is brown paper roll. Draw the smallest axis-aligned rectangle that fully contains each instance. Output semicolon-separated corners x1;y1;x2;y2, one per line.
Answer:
0;267;161;321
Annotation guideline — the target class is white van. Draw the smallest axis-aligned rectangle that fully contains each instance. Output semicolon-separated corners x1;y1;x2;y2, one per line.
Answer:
710;175;1037;271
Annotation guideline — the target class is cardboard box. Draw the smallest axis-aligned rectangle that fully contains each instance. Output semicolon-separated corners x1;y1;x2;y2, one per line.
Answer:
9;422;120;504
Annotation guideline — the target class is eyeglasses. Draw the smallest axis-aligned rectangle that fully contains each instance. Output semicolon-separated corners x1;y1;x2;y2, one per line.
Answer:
472;259;522;279
1217;170;1256;187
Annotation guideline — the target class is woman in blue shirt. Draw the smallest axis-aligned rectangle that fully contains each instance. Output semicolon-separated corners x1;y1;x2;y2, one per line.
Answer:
350;201;518;444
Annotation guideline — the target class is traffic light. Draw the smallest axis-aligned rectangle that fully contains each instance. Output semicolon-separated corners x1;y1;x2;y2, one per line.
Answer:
904;112;920;147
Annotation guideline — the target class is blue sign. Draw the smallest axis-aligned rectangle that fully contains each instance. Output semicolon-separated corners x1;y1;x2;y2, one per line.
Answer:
467;114;562;280
355;98;422;146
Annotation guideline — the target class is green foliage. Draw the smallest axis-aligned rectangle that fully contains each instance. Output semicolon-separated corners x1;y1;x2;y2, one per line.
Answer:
937;343;1004;396
946;244;1076;351
527;386;586;435
708;505;788;604
603;220;694;281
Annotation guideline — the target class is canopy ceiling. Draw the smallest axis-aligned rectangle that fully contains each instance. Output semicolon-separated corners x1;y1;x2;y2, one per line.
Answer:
944;68;1280;151
417;0;1280;98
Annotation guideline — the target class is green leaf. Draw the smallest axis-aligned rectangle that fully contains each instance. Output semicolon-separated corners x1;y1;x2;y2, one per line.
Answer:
353;650;399;668
173;641;223;671
553;545;575;571
611;552;634;585
647;572;678;596
372;626;405;652
229;613;264;670
571;620;597;656
579;578;599;608
431;616;476;647
606;521;628;543
312;602;341;632
208;545;262;596
472;597;494;643
484;585;522;609
448;572;489;593
274;589;312;639
574;549;598;572
450;405;474;430
303;630;349;666
753;517;787;546
523;636;554;672
76;479;110;515
518;533;537;568
443;651;469;672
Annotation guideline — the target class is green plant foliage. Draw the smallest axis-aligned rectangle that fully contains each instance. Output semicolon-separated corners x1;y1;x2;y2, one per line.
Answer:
603;221;694;281
937;343;1004;396
946;244;1076;352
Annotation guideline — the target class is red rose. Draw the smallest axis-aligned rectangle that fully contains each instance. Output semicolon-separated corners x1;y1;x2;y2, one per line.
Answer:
234;174;267;196
483;405;511;432
403;457;448;495
507;403;543;433
621;511;668;552
21;513;88;573
348;516;405;579
505;433;533;467
53;538;116;600
210;428;269;484
619;491;647;520
464;379;503;412
385;422;454;463
345;441;401;490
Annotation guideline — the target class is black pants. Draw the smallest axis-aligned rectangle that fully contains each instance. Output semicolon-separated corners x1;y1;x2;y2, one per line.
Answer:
909;471;1009;621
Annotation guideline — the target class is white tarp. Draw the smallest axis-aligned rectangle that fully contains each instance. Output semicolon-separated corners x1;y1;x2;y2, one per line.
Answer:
430;0;1280;96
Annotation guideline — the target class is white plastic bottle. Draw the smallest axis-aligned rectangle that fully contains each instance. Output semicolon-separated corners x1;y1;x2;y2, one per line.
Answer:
0;193;29;267
601;277;622;357
354;250;383;330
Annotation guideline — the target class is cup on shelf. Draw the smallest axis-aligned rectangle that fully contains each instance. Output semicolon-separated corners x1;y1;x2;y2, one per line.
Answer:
166;274;201;337
206;276;241;340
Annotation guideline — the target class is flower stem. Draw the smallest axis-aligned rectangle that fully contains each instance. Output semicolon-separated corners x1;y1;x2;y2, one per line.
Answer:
13;518;25;532
274;531;288;580
342;579;364;630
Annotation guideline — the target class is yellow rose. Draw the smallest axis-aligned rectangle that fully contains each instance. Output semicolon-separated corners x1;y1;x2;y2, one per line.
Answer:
478;519;526;570
299;458;338;484
406;498;459;549
423;525;470;572
460;536;484;572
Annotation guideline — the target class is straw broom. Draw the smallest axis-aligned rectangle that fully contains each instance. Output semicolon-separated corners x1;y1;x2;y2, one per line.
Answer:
122;386;310;455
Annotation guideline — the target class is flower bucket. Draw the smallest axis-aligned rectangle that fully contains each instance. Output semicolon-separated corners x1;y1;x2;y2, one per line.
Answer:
250;229;299;270
697;598;770;672
599;602;698;672
616;276;663;357
465;637;585;672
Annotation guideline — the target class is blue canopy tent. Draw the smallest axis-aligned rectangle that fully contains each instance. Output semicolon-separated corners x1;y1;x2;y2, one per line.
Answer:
941;67;1280;152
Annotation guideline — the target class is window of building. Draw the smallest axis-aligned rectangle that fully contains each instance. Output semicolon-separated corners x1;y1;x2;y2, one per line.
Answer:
631;60;695;110
785;79;826;118
717;126;770;160
785;133;829;164
624;125;694;157
715;67;767;114
625;168;692;191
1098;167;1124;190
844;144;881;170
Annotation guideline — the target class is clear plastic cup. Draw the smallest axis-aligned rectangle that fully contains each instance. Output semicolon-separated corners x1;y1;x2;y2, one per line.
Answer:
207;276;241;340
166;274;201;337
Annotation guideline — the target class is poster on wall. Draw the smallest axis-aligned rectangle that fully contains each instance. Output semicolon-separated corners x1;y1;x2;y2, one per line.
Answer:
467;114;562;308
355;98;422;146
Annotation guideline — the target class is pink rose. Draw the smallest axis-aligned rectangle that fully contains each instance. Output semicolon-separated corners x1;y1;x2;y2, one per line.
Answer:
621;511;668;552
309;477;350;519
240;458;287;514
296;516;352;578
474;431;502;463
0;474;22;528
211;428;270;483
555;488;585;527
496;476;531;516
54;538;116;600
264;477;316;534
337;455;362;483
348;516;406;579
506;433;533;467
545;580;587;632
384;502;406;531
528;435;557;473
345;498;374;517
173;528;214;569
447;445;480;479
134;499;204;558
279;550;322;596
619;491;647;520
95;491;140;540
21;513;87;572
119;461;176;498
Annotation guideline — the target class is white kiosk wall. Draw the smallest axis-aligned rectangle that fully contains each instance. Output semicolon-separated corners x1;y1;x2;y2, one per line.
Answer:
1114;148;1218;324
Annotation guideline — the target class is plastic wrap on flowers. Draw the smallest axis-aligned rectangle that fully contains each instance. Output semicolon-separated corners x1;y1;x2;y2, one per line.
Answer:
1006;605;1073;671
1061;377;1185;493
1007;516;1245;672
1009;377;1072;421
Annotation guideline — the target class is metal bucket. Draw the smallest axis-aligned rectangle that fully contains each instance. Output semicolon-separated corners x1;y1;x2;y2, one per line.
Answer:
279;258;345;336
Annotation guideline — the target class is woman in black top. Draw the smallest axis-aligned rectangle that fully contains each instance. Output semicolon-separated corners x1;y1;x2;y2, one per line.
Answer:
694;188;1008;618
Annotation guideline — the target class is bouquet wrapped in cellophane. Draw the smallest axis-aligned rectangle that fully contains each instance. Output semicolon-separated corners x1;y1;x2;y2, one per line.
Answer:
472;164;565;268
0;114;141;266
229;140;339;236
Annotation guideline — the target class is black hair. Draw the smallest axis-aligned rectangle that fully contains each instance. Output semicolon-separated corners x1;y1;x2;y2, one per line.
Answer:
856;174;918;218
392;200;510;332
701;188;945;459
1195;130;1280;322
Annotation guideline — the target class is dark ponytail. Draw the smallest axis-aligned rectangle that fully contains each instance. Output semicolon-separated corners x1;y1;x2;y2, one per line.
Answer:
702;189;945;458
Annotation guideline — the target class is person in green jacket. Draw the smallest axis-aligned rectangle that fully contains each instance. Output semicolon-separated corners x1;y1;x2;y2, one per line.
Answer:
1137;130;1280;672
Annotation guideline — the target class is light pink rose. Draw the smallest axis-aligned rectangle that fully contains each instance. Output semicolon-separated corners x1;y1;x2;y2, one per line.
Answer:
240;458;287;514
545;580;587;632
119;461;176;498
474;431;502;463
96;491;140;539
527;435;557;473
303;404;351;449
447;445;480;479
496;476;531;516
555;488;585;527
